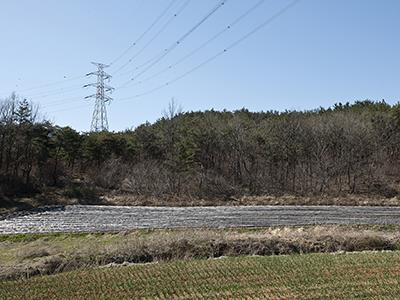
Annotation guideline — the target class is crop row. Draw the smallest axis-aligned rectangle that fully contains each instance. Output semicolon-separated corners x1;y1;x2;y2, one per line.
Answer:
1;251;400;299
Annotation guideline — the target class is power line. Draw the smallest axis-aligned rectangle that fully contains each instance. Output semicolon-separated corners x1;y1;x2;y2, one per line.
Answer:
2;0;168;100
36;95;85;109
115;0;229;87
0;75;85;99
116;0;300;100
113;0;192;76
25;84;84;98
18;75;84;92
115;48;167;78
121;0;267;89
116;0;228;81
42;99;82;109
48;0;300;115
109;0;178;68
47;103;91;114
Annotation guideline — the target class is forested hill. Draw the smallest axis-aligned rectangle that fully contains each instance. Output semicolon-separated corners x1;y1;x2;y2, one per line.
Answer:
1;95;400;202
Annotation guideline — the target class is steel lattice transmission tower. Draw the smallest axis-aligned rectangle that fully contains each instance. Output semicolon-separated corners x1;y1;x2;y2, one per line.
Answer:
84;62;114;132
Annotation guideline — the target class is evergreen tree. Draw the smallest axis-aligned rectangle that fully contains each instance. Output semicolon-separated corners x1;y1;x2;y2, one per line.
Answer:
15;99;32;124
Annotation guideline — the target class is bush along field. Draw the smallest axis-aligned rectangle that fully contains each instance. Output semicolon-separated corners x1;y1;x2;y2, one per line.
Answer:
1;251;400;299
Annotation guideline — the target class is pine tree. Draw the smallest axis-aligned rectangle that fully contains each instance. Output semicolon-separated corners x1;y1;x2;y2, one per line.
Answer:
15;99;32;124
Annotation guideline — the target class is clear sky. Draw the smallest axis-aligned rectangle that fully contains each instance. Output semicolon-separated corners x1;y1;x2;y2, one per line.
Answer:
0;0;399;131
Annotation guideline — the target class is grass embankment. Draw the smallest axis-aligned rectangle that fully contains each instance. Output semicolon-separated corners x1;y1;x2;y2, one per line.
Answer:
1;225;400;281
1;251;400;299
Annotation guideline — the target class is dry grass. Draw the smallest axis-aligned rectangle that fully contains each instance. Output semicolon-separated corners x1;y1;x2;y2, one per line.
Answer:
104;194;400;207
2;251;400;299
1;225;400;281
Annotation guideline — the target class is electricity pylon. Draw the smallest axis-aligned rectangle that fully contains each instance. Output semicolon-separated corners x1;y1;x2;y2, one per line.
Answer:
84;62;114;132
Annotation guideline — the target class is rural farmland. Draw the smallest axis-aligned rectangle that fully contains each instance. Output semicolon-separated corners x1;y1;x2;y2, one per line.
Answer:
1;251;400;299
2;0;400;299
2;205;400;234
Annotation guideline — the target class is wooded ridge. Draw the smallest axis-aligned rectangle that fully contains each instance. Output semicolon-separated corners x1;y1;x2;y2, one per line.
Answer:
1;94;400;204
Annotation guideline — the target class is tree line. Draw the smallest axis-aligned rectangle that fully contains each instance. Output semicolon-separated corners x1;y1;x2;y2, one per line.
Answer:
1;94;400;200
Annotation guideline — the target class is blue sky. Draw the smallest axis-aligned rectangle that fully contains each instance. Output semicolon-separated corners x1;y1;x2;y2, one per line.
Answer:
0;0;399;131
